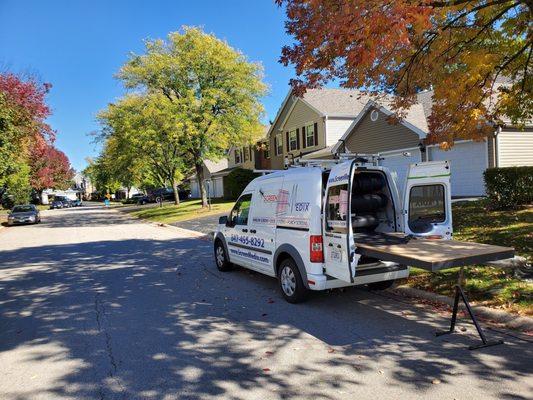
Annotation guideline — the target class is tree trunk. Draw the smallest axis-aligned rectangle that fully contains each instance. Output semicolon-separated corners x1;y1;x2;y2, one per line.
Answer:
172;179;180;206
195;162;208;208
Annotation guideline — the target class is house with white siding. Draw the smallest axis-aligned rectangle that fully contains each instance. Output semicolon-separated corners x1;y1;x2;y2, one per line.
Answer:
267;88;533;197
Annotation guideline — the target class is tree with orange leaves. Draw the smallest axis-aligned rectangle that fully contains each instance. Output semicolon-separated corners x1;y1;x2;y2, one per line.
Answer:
277;0;531;146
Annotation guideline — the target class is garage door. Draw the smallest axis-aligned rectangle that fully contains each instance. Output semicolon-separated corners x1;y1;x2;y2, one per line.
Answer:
429;141;487;197
212;177;224;198
379;149;421;196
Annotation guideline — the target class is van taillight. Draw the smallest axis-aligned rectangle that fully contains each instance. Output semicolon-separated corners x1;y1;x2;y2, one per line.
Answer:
310;235;324;263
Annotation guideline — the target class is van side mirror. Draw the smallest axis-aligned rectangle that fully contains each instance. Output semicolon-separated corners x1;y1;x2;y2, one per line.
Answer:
219;215;228;225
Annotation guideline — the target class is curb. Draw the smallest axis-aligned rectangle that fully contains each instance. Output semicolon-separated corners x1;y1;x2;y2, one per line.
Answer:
393;285;533;332
154;223;211;241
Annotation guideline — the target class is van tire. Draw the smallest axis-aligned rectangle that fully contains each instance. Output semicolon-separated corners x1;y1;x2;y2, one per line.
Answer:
214;240;232;272
367;279;396;291
278;258;308;303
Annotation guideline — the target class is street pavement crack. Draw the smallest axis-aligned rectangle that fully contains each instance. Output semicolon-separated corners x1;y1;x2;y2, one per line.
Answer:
94;292;118;376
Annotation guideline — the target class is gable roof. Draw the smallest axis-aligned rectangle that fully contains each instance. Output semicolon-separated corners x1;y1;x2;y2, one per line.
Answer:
203;158;228;174
331;100;428;154
302;88;368;116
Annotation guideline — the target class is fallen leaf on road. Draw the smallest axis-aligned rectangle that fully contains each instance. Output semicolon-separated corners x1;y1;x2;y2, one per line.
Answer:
262;368;271;372
327;348;335;353
267;298;275;304
261;313;268;317
378;370;384;374
432;379;441;385
265;351;274;356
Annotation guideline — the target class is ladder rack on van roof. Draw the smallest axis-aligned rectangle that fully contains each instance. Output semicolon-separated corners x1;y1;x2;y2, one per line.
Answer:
294;153;382;168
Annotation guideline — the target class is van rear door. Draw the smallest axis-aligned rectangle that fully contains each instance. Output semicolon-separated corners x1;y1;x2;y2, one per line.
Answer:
402;161;452;239
323;161;355;282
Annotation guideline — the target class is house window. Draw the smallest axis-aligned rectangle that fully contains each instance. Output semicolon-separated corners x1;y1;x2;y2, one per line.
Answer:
276;133;283;155
289;129;297;151
264;143;270;159
234;149;241;164
243;146;248;162
306;123;315;147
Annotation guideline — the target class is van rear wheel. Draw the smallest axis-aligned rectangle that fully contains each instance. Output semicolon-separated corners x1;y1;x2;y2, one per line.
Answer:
214;241;232;272
278;258;308;303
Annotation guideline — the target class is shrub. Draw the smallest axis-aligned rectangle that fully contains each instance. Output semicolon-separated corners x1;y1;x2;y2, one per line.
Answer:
484;167;533;209
223;168;259;200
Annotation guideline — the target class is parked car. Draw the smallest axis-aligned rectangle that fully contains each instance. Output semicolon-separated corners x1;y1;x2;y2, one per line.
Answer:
50;199;64;209
148;188;175;203
147;188;190;203
213;158;514;303
71;199;83;207
7;204;41;225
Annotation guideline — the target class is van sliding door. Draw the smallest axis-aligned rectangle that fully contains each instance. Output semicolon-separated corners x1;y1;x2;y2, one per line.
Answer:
323;161;356;283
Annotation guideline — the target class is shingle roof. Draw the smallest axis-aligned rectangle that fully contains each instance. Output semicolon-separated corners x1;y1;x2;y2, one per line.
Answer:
302;88;369;116
300;88;429;132
203;158;228;173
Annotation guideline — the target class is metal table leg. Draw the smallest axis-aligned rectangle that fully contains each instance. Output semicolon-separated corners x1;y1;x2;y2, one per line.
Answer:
435;268;504;350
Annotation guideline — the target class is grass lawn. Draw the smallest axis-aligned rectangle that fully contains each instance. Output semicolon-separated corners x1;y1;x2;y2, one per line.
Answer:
125;199;235;224
405;199;533;315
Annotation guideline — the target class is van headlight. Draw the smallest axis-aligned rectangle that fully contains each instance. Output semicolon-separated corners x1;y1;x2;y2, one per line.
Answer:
28;215;35;221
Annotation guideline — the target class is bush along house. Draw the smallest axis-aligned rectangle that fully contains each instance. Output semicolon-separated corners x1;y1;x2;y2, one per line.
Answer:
266;87;533;197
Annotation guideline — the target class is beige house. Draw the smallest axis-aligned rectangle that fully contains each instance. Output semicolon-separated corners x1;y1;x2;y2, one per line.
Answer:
267;88;533;197
188;159;228;199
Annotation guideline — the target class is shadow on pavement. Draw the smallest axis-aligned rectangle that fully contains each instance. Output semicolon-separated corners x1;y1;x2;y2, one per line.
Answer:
1;233;532;400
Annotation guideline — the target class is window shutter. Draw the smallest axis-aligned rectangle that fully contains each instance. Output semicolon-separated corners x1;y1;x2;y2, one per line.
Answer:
314;122;318;147
302;126;306;148
286;131;289;152
274;137;277;155
296;128;300;149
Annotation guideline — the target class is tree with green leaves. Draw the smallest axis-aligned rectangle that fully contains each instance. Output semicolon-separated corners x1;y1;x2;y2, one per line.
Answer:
117;27;267;207
97;93;187;205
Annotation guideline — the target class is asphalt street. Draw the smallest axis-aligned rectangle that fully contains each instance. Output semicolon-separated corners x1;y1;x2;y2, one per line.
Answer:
0;204;531;400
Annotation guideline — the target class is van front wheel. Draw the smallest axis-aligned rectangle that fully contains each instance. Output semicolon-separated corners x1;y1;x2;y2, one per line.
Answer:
278;258;308;303
214;241;232;272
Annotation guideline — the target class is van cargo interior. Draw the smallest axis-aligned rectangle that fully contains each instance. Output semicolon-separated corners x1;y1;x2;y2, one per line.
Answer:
350;170;396;265
351;170;396;235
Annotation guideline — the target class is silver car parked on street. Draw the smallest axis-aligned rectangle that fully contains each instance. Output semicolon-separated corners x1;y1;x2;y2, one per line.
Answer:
7;204;41;226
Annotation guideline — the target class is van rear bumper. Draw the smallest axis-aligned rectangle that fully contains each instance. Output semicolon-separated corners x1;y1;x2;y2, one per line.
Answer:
306;263;409;290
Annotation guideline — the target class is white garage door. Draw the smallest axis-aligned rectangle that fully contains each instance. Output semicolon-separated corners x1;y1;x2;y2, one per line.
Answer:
429;141;487;197
212;177;224;198
379;149;422;196
190;181;200;198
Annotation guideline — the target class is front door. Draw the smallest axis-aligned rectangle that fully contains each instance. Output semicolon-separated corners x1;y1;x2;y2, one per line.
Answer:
225;192;254;267
323;161;356;282
403;161;452;239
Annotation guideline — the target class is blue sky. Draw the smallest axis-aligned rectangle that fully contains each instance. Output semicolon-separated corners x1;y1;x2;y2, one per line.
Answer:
0;0;295;171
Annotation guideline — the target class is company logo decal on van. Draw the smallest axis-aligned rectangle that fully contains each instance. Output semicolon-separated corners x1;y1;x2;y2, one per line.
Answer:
262;194;278;203
278;216;309;228
328;173;350;184
295;202;310;212
252;216;276;225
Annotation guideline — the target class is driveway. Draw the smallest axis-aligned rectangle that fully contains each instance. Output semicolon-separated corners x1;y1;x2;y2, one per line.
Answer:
170;212;224;236
0;204;531;400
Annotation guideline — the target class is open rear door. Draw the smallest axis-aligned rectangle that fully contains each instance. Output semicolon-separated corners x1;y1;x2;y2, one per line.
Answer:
403;161;452;239
323;161;356;282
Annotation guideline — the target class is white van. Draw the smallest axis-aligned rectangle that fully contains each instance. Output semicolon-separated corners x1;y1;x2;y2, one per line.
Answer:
213;157;513;303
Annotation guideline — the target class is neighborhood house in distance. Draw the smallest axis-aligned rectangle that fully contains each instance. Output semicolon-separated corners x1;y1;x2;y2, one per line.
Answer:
189;87;533;200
